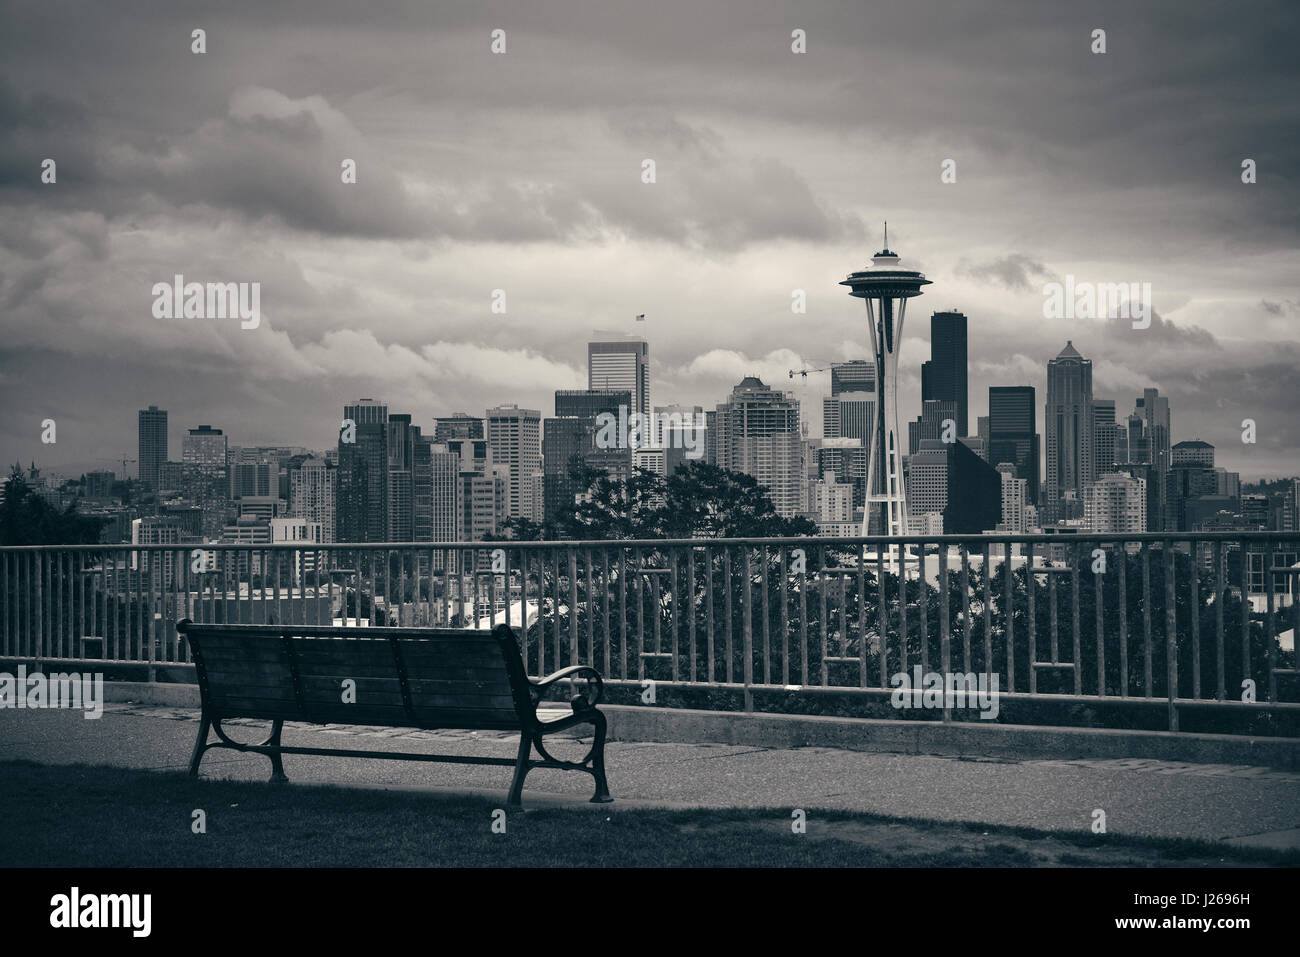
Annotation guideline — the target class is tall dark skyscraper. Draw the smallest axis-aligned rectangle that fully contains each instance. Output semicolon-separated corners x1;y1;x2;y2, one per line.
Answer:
137;405;168;490
988;386;1040;506
920;311;968;439
337;398;388;542
544;388;630;522
588;334;650;418
1045;341;1094;522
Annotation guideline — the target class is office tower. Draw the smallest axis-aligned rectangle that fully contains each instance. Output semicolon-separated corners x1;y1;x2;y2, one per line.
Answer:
920;311;969;439
712;376;803;519
182;425;226;475
1135;388;1172;530
633;447;667;477
841;231;931;536
988;386;1040;505
413;438;459;551
1166;462;1219;531
830;360;876;397
433;413;484;442
227;447;281;499
811;470;855;525
906;442;949;529
654;404;706;475
544;389;630;522
445;436;489;474
823;391;873;507
1241;494;1271;528
996;462;1029;533
1044;342;1094;522
1213;468;1240;500
289;457;336;543
908;399;958;455
337;398;388;542
130;517;188;590
1172;440;1214;468
1084;472;1147;534
458;468;508;542
387;414;416;541
588;333;650;419
138;406;168;489
486;405;541;521
943;440;1001;534
1092;400;1120;474
84;470;115;500
269;517;324;584
977;416;989;443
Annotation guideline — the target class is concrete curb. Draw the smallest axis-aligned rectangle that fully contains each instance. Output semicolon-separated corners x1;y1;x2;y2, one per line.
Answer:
103;682;1300;771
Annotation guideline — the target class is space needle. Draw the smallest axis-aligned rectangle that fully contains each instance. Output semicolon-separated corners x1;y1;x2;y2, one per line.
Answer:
840;224;930;540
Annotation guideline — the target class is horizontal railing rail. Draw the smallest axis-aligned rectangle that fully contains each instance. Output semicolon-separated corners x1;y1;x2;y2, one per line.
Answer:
2;533;1297;730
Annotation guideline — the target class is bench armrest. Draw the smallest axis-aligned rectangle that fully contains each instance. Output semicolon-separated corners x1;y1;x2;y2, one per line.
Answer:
531;666;603;711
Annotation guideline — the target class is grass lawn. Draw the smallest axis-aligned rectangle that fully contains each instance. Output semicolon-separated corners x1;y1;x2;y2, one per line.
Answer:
1;760;1295;868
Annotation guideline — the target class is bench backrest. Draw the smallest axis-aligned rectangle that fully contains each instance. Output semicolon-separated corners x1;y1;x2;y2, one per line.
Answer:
177;621;533;731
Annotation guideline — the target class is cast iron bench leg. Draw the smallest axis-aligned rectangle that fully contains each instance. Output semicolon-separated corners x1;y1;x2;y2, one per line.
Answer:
507;732;532;807
188;715;211;777
590;711;613;803
268;719;288;784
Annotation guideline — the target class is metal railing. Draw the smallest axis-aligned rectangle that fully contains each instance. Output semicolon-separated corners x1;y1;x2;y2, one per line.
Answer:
2;532;1298;729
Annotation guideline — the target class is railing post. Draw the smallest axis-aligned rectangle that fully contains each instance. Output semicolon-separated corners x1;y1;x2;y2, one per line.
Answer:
742;545;753;713
1165;541;1178;731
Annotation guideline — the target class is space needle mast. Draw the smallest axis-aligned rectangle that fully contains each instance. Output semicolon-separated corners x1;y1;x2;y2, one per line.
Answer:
840;224;930;540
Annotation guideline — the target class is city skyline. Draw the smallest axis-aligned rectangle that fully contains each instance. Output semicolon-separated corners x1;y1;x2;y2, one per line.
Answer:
1;1;1297;482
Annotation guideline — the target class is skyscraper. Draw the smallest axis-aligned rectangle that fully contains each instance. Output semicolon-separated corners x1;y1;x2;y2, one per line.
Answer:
138;405;168;489
433;413;484;442
840;231;931;536
1133;388;1172;530
588;333;650;419
182;425;226;475
337;398;388;542
920;311;968;439
486;405;541;521
830;359;876;397
544;389;630;522
1092;399;1120;475
988;387;1039;505
1044;342;1094;522
713;376;803;518
289;457;336;543
1084;472;1147;534
387;413;416;541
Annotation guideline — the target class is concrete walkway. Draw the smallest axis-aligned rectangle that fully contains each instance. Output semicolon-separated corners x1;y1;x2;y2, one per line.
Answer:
3;703;1298;848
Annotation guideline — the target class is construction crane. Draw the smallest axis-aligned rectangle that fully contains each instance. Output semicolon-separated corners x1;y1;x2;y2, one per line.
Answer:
787;362;832;380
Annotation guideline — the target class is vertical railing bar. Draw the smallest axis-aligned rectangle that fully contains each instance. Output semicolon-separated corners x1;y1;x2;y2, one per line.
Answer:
587;548;596;669
634;547;644;680
742;546;754;711
780;546;789;686
1071;542;1081;695
857;544;867;689
798;547;808;685
651;557;662;658
1264;543;1277;704
1026;543;1036;695
1142;543;1153;698
1240;545;1251;693
918;543;929;676
602;550;612;681
685;548;695;683
819;545;828;687
878;543;888;689
1164;540;1179;730
761;545;771;686
938;545;950;723
897;542;908;675
569;548;580;667
982;542;993;682
960;544;971;673
1049;571;1059;664
705;546;715;685
1214;540;1225;700
723;547;733;685
1118;540;1128;696
670;548;680;683
1095;544;1105;696
1190;544;1201;699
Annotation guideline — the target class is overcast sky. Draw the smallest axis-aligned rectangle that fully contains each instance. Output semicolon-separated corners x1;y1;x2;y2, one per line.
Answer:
1;0;1297;481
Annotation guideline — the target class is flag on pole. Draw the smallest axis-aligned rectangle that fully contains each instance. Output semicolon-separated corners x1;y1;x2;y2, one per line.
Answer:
635;314;646;321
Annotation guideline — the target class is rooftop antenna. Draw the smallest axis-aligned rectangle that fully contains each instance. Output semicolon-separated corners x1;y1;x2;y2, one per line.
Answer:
883;221;888;251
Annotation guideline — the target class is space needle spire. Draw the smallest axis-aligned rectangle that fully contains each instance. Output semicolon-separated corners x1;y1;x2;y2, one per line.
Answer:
840;227;930;540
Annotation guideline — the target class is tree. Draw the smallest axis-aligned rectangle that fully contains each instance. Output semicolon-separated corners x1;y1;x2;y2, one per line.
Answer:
0;465;105;546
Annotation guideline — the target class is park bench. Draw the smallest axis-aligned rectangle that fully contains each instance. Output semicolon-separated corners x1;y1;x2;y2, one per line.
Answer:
176;619;612;805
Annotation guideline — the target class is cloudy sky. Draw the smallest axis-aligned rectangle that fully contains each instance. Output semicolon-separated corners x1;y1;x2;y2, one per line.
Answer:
1;0;1296;481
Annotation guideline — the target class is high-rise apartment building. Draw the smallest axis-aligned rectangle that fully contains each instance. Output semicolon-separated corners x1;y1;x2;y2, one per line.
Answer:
713;376;803;519
288;457;336;543
138;406;168;489
486;405;542;521
1084;472;1147;534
